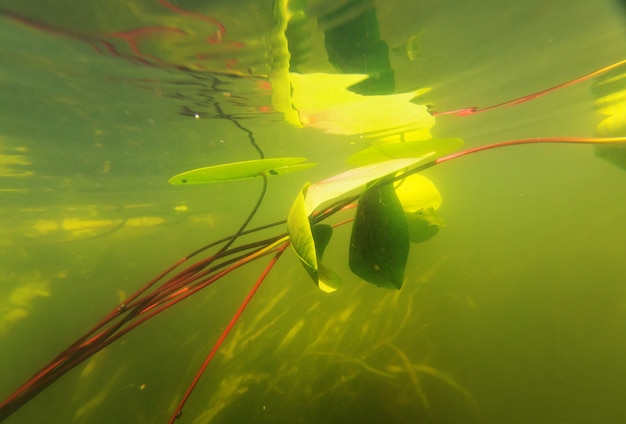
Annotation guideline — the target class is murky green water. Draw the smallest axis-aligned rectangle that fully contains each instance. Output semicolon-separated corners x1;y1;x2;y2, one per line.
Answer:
1;1;626;423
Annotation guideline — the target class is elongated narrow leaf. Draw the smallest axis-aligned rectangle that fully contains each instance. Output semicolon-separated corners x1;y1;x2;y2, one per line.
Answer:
287;185;341;292
287;185;317;271
349;177;410;289
304;155;434;215
346;138;463;166
267;162;318;176
168;157;309;185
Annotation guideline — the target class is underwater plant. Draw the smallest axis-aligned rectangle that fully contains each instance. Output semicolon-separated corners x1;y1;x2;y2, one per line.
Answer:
1;59;626;423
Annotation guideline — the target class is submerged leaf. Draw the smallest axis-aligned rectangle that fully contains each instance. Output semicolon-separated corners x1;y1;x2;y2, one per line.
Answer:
287;185;317;271
395;174;442;213
168;157;310;185
349;177;410;290
287;185;341;293
594;144;626;170
406;211;441;243
395;174;445;243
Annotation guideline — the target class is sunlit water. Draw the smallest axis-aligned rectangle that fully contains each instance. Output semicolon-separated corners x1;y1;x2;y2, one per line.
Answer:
1;1;626;423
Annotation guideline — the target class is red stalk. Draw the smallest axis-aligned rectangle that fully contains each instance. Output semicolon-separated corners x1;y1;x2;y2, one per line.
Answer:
169;240;291;423
435;137;626;164
432;59;626;117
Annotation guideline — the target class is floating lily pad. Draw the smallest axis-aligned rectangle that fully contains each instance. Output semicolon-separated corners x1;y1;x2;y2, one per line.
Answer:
304;155;434;215
349;177;409;290
168;157;310;185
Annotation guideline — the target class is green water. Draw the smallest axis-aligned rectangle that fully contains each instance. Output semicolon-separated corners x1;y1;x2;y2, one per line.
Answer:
1;0;626;423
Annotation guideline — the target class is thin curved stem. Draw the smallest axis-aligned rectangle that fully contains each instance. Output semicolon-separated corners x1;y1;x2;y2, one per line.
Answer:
169;239;290;423
432;59;626;117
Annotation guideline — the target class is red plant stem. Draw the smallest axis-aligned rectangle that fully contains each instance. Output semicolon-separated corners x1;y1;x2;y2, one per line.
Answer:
169;240;291;423
432;59;626;117
0;237;283;422
2;131;624;422
435;136;626;164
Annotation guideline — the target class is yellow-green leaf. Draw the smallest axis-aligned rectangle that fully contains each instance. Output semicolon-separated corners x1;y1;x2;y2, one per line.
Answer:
395;174;442;213
287;185;341;293
168;157;309;185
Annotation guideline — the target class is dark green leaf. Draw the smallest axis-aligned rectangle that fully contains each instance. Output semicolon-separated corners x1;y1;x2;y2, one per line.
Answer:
349;178;410;289
406;212;440;243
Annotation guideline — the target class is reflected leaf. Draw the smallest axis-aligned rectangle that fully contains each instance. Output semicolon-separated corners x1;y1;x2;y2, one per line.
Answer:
276;72;435;140
347;137;463;166
168;157;312;185
349;177;409;290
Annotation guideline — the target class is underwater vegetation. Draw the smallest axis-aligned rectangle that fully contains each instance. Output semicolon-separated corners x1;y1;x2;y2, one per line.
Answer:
1;57;626;422
1;1;626;423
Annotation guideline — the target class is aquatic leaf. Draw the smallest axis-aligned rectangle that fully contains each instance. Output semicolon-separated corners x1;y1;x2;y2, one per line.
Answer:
287;185;341;292
168;157;309;185
406;211;442;243
288;72;435;138
310;224;342;291
346;138;464;166
594;144;626;170
267;162;318;176
395;174;445;243
304;155;434;215
349;177;410;289
394;174;442;213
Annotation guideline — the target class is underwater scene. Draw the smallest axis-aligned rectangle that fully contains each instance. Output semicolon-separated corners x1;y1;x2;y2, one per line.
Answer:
1;0;626;423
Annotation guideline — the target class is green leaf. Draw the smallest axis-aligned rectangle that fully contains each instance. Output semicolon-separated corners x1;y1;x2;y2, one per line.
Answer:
406;211;441;243
394;174;442;213
346;138;463;166
349;177;410;290
287;185;341;293
594;144;626;171
311;224;332;259
168;157;311;185
395;174;445;243
304;155;434;215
